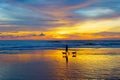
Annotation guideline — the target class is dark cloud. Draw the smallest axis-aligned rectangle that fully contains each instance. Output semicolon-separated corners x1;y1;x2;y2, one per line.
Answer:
94;32;120;36
39;33;45;36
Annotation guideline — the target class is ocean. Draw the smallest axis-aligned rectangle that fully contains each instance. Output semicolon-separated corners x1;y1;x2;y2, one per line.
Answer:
0;40;120;50
0;40;120;80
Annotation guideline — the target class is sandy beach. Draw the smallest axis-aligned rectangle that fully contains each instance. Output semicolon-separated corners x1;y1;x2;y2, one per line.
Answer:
0;48;120;80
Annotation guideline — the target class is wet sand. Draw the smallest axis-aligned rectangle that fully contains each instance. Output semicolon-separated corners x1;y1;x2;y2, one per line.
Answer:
0;48;120;80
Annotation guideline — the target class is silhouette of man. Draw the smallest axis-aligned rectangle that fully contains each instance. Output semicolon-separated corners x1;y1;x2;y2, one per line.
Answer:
65;44;68;52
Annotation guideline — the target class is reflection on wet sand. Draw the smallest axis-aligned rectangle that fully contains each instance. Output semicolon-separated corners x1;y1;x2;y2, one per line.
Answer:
62;44;77;64
0;48;120;80
62;51;77;64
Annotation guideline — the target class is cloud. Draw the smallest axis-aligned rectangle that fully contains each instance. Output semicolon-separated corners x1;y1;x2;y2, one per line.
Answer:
0;0;101;28
54;17;120;34
0;2;43;21
0;0;120;40
75;8;115;18
0;31;46;39
76;17;120;33
0;2;55;25
93;32;120;40
94;32;120;36
0;31;120;40
39;33;45;36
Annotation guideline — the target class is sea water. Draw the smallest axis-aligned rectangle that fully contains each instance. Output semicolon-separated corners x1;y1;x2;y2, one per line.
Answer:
0;40;120;50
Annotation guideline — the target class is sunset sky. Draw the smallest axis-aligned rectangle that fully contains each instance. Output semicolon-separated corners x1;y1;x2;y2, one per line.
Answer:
0;0;120;40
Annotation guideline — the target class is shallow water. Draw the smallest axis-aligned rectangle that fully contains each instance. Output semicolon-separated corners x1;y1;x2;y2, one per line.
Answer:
0;48;120;80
